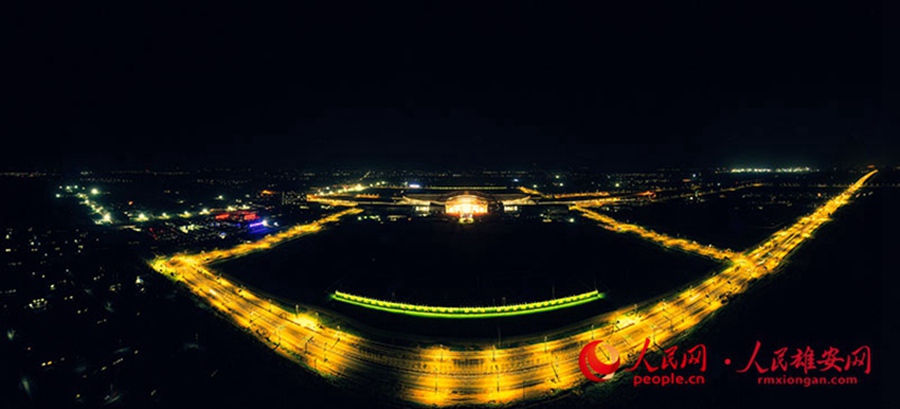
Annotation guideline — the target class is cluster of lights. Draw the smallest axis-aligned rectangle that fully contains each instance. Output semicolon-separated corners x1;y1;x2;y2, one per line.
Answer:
331;290;604;318
307;196;360;207
550;191;611;199
60;185;254;225
143;171;876;407
730;167;812;173
60;186;113;224
315;183;367;196
517;186;543;196
444;195;488;216
129;207;231;223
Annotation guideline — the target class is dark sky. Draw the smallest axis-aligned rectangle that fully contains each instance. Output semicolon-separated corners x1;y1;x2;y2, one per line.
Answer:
4;2;894;171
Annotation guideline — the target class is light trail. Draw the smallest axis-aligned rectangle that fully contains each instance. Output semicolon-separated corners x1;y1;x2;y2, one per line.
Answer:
572;206;739;261
543;184;759;207
517;186;544;197
306;195;361;207
147;170;876;406
331;290;605;319
194;208;362;263
549;191;611;199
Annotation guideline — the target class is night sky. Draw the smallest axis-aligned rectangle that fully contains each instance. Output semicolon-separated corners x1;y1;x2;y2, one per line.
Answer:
4;2;893;170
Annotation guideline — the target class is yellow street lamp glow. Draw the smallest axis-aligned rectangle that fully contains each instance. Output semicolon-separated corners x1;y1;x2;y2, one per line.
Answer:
91;188;99;195
141;171;877;408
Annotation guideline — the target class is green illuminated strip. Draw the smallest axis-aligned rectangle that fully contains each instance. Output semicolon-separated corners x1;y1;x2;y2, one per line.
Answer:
330;290;604;319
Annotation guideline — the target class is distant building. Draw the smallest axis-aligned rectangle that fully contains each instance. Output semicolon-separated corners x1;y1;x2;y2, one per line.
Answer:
281;191;306;206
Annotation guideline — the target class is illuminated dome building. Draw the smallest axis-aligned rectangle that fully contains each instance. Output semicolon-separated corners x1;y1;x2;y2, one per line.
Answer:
444;194;488;215
444;194;488;223
312;186;545;223
396;190;533;223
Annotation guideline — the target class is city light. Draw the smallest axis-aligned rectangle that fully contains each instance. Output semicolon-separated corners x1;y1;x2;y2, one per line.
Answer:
444;195;488;216
144;170;876;407
573;207;738;261
729;167;812;174
11;6;887;407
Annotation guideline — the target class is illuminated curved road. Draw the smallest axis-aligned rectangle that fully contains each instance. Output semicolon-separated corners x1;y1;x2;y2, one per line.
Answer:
149;170;876;406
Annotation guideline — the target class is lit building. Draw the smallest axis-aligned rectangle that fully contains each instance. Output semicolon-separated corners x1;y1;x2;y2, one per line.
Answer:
392;190;537;222
444;194;489;216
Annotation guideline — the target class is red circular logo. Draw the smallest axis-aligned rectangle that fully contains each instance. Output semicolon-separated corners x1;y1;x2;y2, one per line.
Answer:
579;340;621;382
